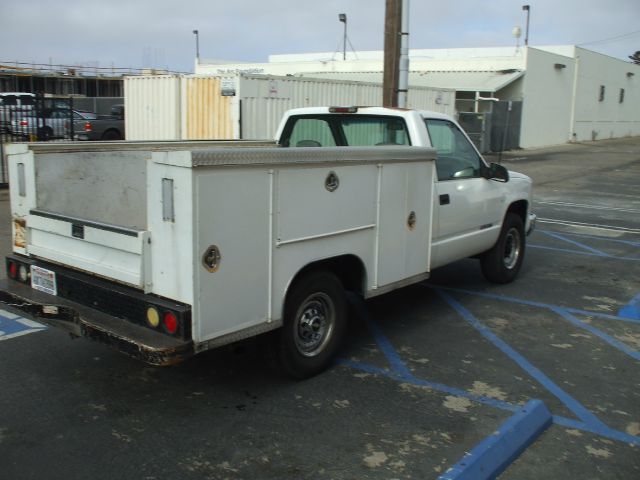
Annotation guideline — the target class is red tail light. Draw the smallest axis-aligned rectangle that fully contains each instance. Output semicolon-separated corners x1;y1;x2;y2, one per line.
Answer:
163;312;178;334
84;122;92;132
8;261;18;279
20;120;28;126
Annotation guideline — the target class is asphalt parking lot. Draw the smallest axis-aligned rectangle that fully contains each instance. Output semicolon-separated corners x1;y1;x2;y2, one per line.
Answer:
1;137;639;479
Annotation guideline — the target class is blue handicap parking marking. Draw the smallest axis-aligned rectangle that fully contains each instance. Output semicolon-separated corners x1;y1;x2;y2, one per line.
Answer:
618;293;640;320
0;309;47;341
340;288;640;449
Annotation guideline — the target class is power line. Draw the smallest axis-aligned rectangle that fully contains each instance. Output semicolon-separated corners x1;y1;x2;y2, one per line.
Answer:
579;29;640;47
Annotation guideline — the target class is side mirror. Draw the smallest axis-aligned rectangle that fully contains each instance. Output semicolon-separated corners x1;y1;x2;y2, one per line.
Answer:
486;163;509;182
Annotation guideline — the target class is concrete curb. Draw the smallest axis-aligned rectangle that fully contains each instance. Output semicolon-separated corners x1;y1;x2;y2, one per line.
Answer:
438;400;552;480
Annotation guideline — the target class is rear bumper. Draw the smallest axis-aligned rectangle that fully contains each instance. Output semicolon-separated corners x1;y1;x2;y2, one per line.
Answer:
0;278;194;366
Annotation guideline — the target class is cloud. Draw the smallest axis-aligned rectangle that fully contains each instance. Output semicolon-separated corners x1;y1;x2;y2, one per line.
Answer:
0;0;638;73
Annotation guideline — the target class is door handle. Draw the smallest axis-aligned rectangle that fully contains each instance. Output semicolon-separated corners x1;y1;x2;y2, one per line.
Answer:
439;194;450;205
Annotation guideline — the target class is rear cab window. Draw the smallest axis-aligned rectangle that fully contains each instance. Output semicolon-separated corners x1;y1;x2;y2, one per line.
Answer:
286;118;336;147
281;115;411;147
341;117;410;146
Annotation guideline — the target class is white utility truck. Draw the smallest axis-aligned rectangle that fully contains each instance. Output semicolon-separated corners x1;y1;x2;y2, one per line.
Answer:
0;107;534;378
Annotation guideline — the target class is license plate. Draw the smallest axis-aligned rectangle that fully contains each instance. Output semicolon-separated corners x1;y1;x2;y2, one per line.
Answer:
31;265;57;296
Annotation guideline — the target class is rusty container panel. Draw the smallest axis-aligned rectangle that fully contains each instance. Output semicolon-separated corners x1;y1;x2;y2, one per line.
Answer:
183;77;234;140
124;76;181;140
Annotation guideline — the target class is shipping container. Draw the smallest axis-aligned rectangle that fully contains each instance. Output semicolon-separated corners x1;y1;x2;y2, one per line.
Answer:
125;76;182;140
125;74;455;141
182;76;235;140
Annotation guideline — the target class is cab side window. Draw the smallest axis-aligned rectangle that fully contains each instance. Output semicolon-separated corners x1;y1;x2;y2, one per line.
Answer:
287;118;336;147
425;119;483;181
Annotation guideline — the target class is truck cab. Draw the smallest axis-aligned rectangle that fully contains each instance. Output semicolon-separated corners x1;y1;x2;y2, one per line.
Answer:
277;106;535;280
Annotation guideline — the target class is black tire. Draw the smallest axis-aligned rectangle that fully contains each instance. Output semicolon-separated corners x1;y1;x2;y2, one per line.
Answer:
102;129;122;140
279;270;348;379
480;213;525;284
37;126;53;141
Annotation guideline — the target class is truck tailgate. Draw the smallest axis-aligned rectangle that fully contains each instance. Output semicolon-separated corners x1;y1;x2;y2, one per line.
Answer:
25;209;150;288
8;145;151;289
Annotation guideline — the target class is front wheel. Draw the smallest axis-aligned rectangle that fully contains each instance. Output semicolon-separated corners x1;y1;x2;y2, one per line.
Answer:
480;213;525;284
37;126;53;141
279;271;347;379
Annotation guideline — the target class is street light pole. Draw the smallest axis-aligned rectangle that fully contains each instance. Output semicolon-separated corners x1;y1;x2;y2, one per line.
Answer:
522;5;530;46
193;29;200;62
339;14;347;60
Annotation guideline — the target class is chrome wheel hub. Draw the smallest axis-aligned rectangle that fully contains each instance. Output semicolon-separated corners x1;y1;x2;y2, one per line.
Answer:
294;293;334;357
503;228;522;270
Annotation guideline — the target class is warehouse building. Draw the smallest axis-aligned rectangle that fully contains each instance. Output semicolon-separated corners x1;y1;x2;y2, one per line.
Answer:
197;46;639;150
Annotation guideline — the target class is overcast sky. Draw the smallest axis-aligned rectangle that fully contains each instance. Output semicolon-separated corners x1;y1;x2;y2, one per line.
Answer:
1;0;639;73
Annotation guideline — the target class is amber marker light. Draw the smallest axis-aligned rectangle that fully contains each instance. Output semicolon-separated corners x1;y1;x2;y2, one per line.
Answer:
146;307;160;328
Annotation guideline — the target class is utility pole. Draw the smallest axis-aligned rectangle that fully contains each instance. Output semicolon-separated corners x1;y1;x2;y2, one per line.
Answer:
383;0;402;107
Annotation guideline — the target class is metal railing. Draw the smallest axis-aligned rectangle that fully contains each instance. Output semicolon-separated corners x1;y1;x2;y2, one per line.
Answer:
1;94;74;186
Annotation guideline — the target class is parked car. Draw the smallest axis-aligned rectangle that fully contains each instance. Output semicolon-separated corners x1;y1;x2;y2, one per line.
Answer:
70;104;125;140
10;109;95;141
0;92;35;133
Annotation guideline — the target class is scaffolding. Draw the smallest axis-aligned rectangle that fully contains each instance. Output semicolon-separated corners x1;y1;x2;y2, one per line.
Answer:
0;61;186;97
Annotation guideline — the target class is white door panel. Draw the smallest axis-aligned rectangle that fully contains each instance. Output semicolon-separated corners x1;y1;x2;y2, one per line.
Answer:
424;118;505;268
431;178;505;268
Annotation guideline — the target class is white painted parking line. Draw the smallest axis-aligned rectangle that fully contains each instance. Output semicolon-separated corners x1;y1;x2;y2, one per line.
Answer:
0;310;46;341
15;317;47;329
535;200;640;214
0;329;45;341
537;218;640;234
0;308;19;320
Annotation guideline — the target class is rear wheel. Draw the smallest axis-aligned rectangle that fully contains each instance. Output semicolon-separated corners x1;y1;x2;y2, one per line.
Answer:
101;129;122;140
279;271;347;379
480;213;525;284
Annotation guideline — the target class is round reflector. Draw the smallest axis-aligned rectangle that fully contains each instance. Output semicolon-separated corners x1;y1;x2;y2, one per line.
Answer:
163;312;178;334
18;265;29;282
146;307;160;328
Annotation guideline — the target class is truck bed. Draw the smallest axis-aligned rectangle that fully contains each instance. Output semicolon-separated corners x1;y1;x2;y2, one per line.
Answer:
5;140;436;362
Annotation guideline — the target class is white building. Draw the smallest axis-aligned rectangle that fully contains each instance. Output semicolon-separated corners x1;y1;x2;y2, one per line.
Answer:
197;46;640;150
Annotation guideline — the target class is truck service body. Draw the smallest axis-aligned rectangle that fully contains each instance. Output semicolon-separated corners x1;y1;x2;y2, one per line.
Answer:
0;107;534;378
